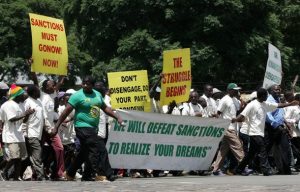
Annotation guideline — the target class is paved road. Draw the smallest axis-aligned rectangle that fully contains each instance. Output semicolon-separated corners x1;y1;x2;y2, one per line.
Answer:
1;175;300;191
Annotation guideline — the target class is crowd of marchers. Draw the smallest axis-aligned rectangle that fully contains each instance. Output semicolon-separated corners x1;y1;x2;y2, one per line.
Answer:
0;70;300;181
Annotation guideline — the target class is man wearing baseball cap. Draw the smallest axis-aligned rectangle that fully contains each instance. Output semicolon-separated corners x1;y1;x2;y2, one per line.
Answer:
212;83;245;176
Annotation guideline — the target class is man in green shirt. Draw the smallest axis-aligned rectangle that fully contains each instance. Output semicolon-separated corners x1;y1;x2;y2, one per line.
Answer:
54;76;123;181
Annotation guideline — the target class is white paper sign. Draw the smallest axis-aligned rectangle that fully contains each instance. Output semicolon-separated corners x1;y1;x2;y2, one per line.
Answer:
263;43;282;88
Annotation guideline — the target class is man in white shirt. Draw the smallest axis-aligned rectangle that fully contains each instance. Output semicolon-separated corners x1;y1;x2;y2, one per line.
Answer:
283;92;300;169
0;85;34;181
202;84;217;117
40;79;65;180
212;83;244;176
232;88;298;176
182;91;204;117
22;85;45;180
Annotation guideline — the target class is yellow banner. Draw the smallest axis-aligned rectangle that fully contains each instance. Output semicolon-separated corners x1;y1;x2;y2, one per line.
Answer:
29;13;68;75
108;70;151;112
161;48;191;106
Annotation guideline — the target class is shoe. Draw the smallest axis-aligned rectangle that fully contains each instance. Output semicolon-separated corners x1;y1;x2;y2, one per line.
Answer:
95;175;108;181
263;170;273;176
235;168;252;176
244;168;253;175
107;175;118;182
52;176;66;181
81;176;95;181
64;171;75;181
131;172;142;178
0;171;8;181
212;170;225;176
225;169;234;176
36;177;46;181
13;177;23;181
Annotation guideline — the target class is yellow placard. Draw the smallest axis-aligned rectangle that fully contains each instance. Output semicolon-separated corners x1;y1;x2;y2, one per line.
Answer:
108;70;151;112
29;13;68;75
161;48;191;106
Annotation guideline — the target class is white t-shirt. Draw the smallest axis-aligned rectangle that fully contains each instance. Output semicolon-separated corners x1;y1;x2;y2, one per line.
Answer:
0;100;25;143
58;105;75;145
182;102;204;117
284;105;300;137
202;94;217;117
162;105;182;115
23;97;44;140
217;95;239;130
98;94;112;139
239;121;249;135
40;91;56;133
241;99;278;137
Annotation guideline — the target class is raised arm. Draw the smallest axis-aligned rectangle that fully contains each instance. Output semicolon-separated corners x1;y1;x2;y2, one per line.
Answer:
27;58;39;86
149;73;163;98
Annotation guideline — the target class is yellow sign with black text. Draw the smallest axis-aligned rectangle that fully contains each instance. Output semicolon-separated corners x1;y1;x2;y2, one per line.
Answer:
108;70;151;112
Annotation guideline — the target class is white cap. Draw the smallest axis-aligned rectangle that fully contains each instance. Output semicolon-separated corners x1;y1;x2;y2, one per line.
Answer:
66;89;76;94
213;88;221;94
155;87;161;93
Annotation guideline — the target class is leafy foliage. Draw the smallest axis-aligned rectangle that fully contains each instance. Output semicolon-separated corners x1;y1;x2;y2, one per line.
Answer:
0;0;299;90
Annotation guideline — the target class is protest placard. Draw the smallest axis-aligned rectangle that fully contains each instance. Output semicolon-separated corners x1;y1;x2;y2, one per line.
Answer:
161;48;191;106
108;70;151;112
29;13;68;75
263;43;282;88
107;110;229;170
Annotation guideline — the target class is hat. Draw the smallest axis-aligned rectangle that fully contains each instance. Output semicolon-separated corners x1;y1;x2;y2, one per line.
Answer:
155;86;161;93
227;83;241;90
212;88;221;94
9;84;25;99
0;82;9;90
66;89;76;95
57;91;66;99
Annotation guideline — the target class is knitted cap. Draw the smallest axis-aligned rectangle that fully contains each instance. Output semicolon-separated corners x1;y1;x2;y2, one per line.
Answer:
9;84;25;99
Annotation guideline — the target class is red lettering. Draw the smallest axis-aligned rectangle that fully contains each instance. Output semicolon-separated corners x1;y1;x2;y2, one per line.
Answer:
43;58;58;68
41;32;58;41
162;71;191;84
166;85;187;97
173;57;182;68
38;44;62;54
30;18;64;31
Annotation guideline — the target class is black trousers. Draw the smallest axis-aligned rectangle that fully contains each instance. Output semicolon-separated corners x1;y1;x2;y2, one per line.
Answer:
238;135;271;173
68;128;99;177
68;128;113;177
265;124;292;174
291;137;300;167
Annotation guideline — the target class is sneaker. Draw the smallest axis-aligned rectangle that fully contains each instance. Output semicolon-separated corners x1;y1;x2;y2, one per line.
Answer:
107;175;118;182
75;172;82;179
235;169;250;176
131;172;142;178
64;171;75;181
95;175;108;181
212;170;225;176
225;169;234;176
0;171;8;181
244;168;253;175
263;170;273;176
